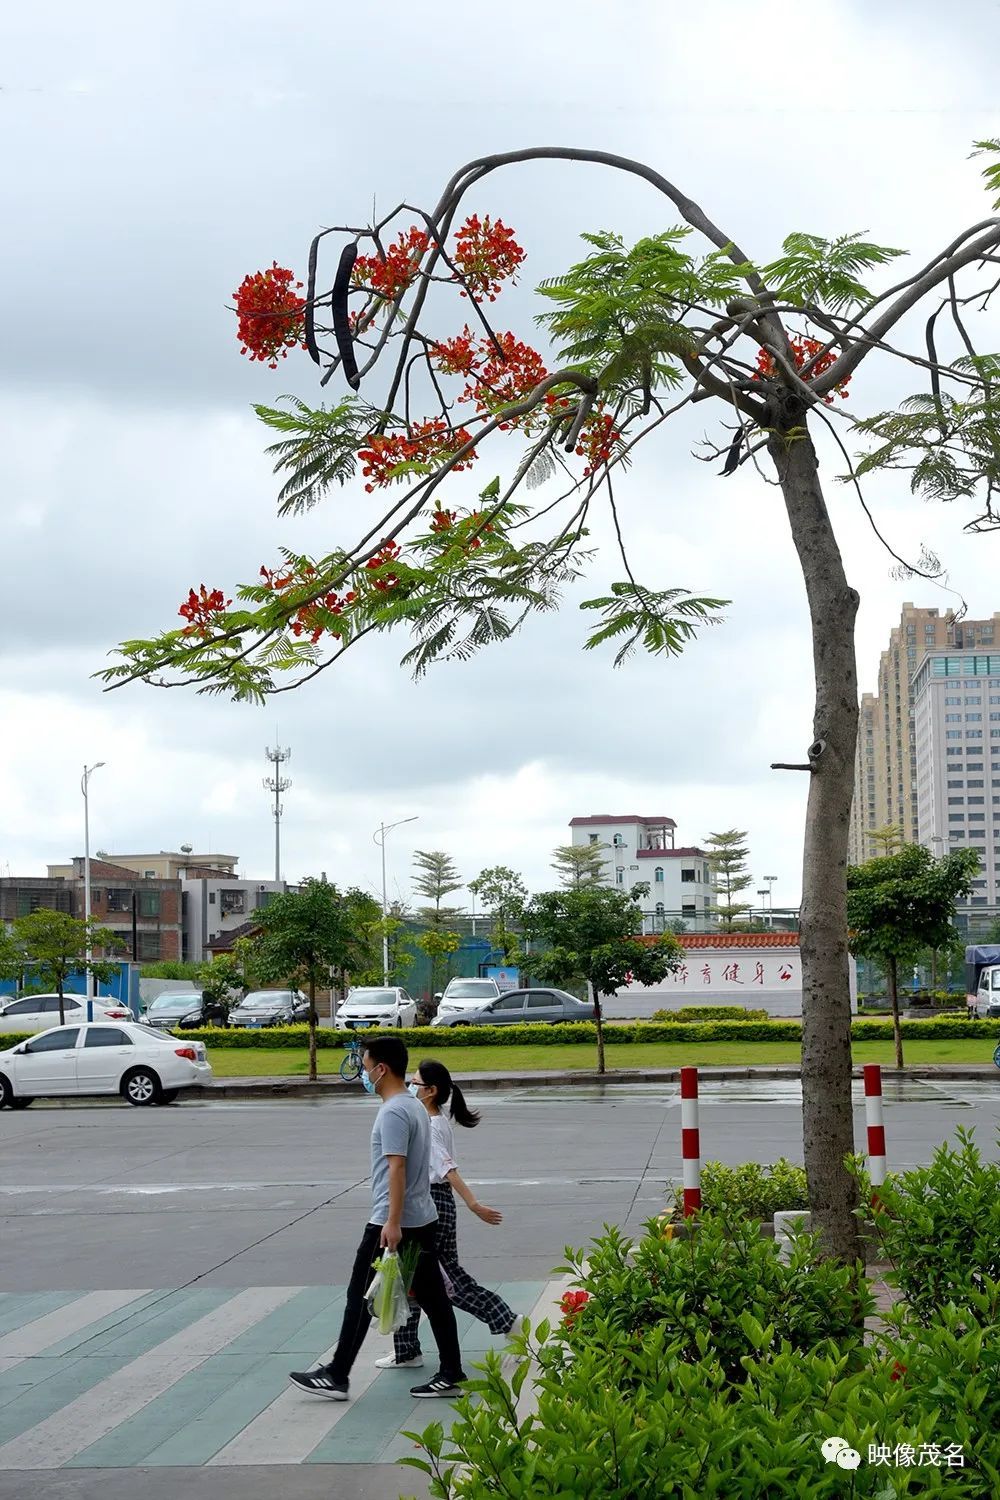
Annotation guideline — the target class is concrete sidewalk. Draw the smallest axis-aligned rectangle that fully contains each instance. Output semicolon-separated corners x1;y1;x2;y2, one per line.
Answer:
209;1062;1000;1099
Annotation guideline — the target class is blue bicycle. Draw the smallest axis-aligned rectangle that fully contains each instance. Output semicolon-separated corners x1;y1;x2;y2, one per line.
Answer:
339;1036;366;1083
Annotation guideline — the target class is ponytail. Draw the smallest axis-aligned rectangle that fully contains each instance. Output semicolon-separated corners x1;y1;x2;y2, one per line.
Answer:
417;1058;481;1128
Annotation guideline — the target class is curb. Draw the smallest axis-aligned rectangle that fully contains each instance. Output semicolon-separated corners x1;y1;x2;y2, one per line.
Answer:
208;1062;999;1100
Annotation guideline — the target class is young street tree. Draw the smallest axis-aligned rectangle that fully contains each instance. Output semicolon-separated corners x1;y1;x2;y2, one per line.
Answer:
523;884;681;1074
12;910;123;1025
704;829;753;930
847;845;978;1068
247;879;378;1080
469;864;528;960
551;842;609;889
412;849;464;926
104;144;1000;1260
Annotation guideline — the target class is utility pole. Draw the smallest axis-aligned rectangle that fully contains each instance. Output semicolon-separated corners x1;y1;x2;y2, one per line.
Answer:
263;744;291;883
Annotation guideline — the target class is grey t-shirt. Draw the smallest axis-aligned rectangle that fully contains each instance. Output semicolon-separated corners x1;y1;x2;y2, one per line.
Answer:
369;1091;437;1228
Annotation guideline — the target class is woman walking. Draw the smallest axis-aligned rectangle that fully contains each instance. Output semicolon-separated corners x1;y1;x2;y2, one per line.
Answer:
376;1058;515;1369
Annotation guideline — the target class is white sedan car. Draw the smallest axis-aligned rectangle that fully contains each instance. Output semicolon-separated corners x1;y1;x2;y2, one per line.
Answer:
0;993;134;1035
0;1022;213;1108
334;986;418;1031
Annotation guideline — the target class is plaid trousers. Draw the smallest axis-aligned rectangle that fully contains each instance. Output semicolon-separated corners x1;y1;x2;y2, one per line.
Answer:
393;1182;515;1361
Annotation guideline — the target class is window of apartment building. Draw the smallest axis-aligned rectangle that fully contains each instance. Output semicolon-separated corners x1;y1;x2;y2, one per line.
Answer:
653;867;664;883
967;730;984;739
969;794;985;803
681;903;696;917
971;880;988;889
137;932;161;961
948;779;964;788
965;680;980;688
968;761;984;770
681;868;696;883
138;890;160;918
945;696;961;705
946;731;962;740
655;902;664;916
966;696;983;705
967;713;983;721
968;779;984;787
612;834;625;847
948;796;965;804
948;813;965;822
143;869;156;879
972;897;989;905
945;713;961;722
615;869;624;886
969;813;986;822
106;889;131;913
588;833;599;844
220;889;246;915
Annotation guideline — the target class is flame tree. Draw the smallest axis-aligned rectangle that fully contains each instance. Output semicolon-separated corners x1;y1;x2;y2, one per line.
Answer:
104;144;1000;1259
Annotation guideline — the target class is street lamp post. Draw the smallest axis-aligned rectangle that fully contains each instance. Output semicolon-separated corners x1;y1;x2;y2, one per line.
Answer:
756;889;769;928
373;816;418;986
81;762;106;1018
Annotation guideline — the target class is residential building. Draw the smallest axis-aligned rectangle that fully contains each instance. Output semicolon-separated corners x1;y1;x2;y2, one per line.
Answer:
45;851;285;963
42;858;183;961
0;877;74;922
848;603;1000;861
913;647;1000;908
568;814;717;928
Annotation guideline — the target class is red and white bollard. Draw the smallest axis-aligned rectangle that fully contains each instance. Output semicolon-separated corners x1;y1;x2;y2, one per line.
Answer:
680;1065;701;1216
864;1063;887;1200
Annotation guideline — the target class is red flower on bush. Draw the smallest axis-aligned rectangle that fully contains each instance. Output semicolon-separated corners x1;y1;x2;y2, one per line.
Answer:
889;1359;906;1382
233;264;306;368
560;1289;590;1328
577;411;622;475
452;214;525;301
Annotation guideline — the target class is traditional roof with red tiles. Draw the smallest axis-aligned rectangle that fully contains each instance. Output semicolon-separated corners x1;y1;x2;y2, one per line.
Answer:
640;931;799;948
569;814;676;827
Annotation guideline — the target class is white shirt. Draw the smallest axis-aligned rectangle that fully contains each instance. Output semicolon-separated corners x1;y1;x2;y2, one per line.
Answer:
428;1112;457;1185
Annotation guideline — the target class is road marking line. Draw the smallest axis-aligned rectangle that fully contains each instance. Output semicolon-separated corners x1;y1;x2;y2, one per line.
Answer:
0;1290;150;1364
0;1285;300;1470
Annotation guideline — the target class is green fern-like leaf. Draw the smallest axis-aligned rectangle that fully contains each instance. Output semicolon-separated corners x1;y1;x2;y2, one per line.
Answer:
254;396;373;515
971;139;1000;208
763;230;905;312
581;583;729;667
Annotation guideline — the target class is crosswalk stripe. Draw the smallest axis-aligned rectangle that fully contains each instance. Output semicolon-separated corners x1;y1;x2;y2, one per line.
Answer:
0;1290;150;1363
0;1285;300;1470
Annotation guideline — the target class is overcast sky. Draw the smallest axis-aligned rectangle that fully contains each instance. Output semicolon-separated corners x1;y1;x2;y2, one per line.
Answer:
3;0;1000;915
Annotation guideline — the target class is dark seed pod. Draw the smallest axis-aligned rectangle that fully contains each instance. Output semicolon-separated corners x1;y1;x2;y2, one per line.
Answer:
332;243;360;390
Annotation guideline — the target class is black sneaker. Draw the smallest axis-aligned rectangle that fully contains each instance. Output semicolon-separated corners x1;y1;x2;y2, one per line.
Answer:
410;1373;465;1399
288;1367;349;1400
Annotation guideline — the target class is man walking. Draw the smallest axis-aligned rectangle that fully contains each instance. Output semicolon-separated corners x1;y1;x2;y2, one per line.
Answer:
288;1034;466;1401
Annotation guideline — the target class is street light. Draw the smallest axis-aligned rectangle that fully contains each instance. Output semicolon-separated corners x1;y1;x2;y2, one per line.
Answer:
756;889;769;927
373;816;418;985
81;762;106;1016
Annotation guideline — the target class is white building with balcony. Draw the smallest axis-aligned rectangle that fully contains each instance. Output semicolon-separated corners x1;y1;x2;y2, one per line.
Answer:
568;814;717;929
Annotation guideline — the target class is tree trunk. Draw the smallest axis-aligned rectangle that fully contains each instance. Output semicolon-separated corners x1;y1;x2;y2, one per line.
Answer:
307;975;318;1082
772;425;861;1263
590;982;605;1075
887;955;904;1070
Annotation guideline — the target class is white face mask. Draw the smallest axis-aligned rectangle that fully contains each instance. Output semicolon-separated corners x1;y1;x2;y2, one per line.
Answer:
407;1082;422;1097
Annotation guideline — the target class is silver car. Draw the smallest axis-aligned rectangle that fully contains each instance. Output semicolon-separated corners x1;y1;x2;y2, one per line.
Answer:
431;988;596;1028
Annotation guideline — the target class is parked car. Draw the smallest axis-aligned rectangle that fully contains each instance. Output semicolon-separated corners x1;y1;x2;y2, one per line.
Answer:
432;987;596;1028
0;1021;212;1107
144;992;229;1031
431;976;503;1025
228;990;311;1028
0;993;133;1036
335;986;418;1031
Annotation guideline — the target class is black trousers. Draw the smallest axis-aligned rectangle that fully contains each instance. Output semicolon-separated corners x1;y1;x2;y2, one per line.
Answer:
327;1221;464;1384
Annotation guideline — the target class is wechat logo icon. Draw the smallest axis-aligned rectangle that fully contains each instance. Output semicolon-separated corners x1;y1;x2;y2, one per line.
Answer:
821;1436;862;1470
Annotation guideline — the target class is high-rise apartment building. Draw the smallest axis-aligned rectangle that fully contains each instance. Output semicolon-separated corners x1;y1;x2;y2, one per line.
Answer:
848;603;1000;862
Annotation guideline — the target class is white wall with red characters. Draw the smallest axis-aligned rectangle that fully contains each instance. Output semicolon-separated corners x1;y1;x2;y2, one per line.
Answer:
604;944;857;1019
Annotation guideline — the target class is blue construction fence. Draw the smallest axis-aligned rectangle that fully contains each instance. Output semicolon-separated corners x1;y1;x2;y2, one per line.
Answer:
0;961;141;1014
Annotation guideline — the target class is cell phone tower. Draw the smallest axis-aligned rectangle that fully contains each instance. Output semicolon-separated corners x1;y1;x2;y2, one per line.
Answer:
263;742;292;882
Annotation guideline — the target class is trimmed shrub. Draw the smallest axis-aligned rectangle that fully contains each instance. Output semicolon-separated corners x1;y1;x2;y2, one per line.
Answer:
650;1006;770;1023
671;1158;809;1221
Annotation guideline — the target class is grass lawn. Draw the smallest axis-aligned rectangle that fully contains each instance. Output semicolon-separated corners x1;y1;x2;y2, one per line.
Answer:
207;1037;999;1078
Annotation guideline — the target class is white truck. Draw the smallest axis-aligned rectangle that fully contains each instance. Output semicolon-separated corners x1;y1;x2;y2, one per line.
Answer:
965;945;1000;1018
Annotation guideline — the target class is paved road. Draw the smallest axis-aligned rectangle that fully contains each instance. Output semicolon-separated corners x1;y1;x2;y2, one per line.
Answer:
1;1078;998;1499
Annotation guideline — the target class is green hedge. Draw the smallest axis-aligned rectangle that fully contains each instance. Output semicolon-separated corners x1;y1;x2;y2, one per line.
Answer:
651;1006;770;1023
178;1015;1000;1049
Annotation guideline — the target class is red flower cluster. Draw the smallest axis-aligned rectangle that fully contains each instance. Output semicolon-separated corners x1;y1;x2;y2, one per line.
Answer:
577;411;622;475
452;214;525;301
358;421;477;491
754;336;851;403
233;265;306;368
178;586;231;637
560;1290;590;1328
432;326;478;378
429;504;456;532
889;1360;906;1382
468;332;549;413
353;228;430;302
290;589;357;642
365;539;402;593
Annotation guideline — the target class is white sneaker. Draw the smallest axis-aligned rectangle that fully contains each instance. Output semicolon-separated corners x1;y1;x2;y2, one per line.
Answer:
375;1353;424;1369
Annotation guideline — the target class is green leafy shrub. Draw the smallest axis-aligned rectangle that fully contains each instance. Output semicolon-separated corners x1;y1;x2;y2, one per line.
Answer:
671;1158;809;1221
403;1282;1000;1497
557;1217;869;1385
0;1033;32;1051
650;1005;770;1023
868;1128;1000;1321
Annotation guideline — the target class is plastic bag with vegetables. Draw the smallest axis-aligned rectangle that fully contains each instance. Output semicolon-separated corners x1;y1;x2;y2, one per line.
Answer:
365;1242;421;1335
